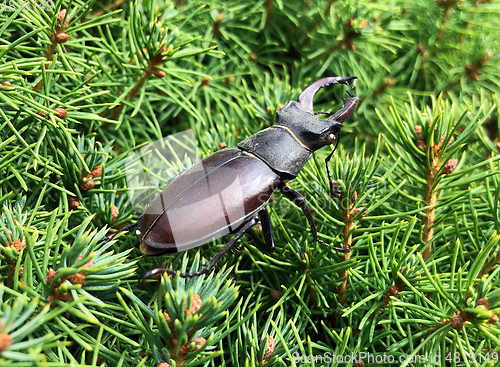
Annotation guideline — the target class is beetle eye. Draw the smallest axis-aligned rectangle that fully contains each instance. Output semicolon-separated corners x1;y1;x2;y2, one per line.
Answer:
326;134;336;145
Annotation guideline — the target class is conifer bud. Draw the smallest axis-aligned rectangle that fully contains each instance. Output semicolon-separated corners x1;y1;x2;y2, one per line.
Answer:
179;337;206;354
152;68;166;78
57;9;70;32
259;335;275;362
80;179;94;191
158;363;172;367
111;204;119;223
54;107;67;119
416;140;426;152
414;125;423;139
185;293;202;316
270;290;282;301
68;196;80;210
55;33;69;43
0;333;12;352
451;315;465;329
90;166;102;178
441;159;457;175
388;285;399;296
201;77;210;86
0;81;11;87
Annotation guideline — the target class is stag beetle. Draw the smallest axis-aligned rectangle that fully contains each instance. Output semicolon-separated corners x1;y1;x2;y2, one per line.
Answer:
107;76;358;279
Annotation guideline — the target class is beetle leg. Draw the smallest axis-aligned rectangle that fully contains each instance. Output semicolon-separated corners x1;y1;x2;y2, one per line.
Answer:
245;209;275;252
278;182;349;253
325;133;341;199
99;221;138;244
140;215;260;282
258;208;275;252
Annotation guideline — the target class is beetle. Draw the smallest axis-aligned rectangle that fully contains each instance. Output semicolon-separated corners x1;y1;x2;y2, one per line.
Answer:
106;76;358;279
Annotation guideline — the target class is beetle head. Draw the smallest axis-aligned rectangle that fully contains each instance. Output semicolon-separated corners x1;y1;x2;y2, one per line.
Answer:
275;76;358;152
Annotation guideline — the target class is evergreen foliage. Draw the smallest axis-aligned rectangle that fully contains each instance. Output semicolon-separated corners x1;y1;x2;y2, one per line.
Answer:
0;0;499;366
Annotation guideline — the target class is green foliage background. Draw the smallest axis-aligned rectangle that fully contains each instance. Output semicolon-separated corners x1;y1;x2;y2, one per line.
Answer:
1;0;500;366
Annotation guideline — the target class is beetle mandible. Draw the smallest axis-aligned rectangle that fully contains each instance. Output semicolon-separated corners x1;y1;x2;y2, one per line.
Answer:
108;76;358;279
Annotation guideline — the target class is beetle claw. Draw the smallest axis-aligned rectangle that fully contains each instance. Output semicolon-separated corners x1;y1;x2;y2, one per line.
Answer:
297;76;357;114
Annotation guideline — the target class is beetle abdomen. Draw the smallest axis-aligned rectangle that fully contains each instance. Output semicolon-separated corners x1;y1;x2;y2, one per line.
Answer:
137;148;280;255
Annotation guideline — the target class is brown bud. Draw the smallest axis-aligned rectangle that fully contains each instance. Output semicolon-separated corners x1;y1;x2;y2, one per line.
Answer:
441;159;457;175
269;290;282;301
90;166;102;178
416;140;426;152
54;107;67;119
46;268;56;284
111;204;119;222
218;142;226;150
414;125;423;139
81;253;95;269
466;65;480;81
353;360;365;367
9;238;26;252
185;293;202;316
0;333;13;352
179;337;205;354
158;363;172;367
489;314;499;323
201;77;210;86
300;252;307;261
451;315;465;329
349;207;366;219
152;68;166;78
163;312;174;331
266;106;272;117
227;75;234;84
388;285;399;296
216;12;224;20
79;179;94;191
38;111;47;118
262;335;275;360
56;9;70;31
475;298;489;310
249;54;257;62
436;135;447;151
55;33;69;43
69;273;86;285
0;81;11;87
68;196;80;210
